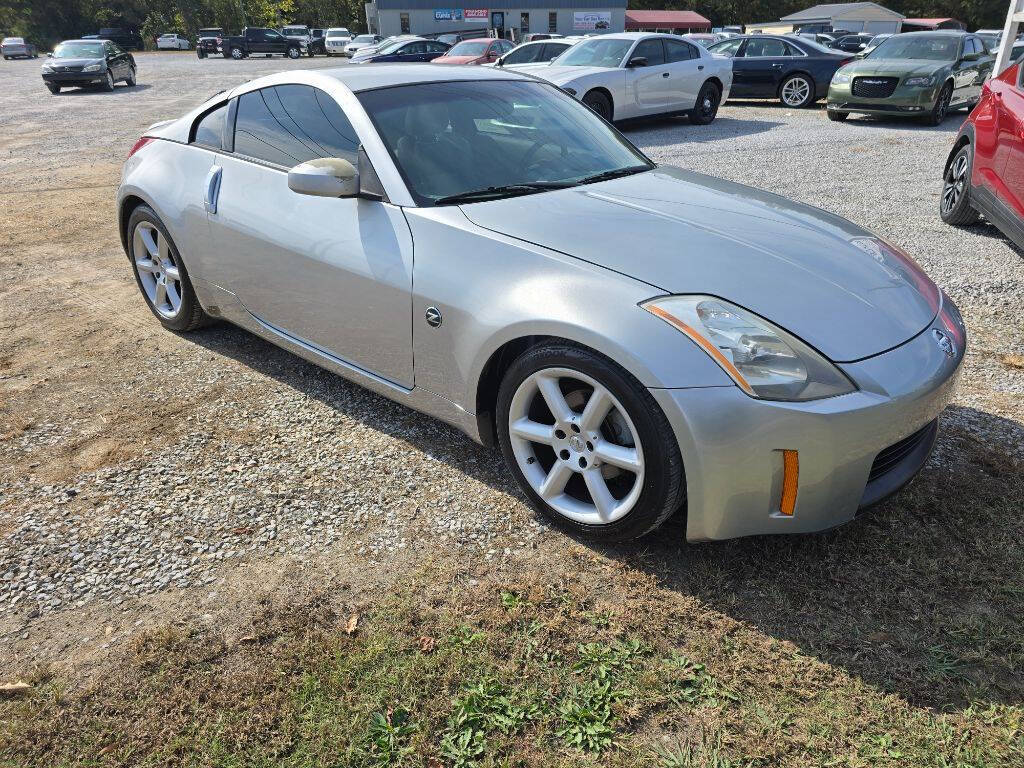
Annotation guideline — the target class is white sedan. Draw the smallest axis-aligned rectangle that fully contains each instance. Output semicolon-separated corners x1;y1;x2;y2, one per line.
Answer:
535;32;732;124
156;33;191;50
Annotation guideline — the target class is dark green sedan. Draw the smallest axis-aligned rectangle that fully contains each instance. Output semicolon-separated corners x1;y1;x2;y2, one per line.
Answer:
826;31;993;125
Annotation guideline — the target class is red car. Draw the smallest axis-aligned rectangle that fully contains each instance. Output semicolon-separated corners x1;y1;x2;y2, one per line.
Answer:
431;37;514;65
941;57;1024;248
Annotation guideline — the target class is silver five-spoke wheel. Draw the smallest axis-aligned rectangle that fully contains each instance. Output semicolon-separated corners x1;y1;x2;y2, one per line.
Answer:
781;76;811;107
133;221;182;319
941;152;968;215
507;367;644;525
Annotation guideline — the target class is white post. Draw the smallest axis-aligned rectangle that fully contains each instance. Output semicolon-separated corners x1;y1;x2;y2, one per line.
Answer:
994;0;1024;75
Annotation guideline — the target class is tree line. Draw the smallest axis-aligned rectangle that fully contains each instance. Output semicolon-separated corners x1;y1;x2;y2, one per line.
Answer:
0;0;1012;48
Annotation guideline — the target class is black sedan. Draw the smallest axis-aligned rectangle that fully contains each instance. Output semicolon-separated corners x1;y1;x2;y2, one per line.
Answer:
41;39;136;94
352;37;450;63
707;35;854;108
830;33;874;53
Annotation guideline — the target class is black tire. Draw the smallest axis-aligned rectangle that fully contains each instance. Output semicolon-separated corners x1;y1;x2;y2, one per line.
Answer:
230;46;244;59
940;144;981;226
582;90;613;122
46;83;60;94
689;81;721;125
103;69;115;91
197;48;206;59
496;342;686;542
307;47;315;57
827;109;849;121
287;46;301;59
923;81;953;126
779;73;815;108
125;67;136;86
126;205;211;333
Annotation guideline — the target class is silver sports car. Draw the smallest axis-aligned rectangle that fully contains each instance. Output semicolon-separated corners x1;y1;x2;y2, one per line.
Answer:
117;65;965;542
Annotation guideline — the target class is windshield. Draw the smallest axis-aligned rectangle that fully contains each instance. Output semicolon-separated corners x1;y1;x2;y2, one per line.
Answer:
370;39;408;55
448;41;489;56
357;80;652;206
199;29;221;36
327;29;349;37
3;37;24;44
868;35;959;61
353;35;375;43
53;42;104;58
556;38;633;67
283;27;307;34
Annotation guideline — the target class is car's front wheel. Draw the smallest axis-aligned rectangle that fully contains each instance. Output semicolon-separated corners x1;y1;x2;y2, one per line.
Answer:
582;90;613;122
496;343;685;541
127;205;210;332
103;69;115;91
780;74;814;108
230;46;244;59
125;67;136;86
689;81;721;125
287;46;301;59
45;83;60;94
924;81;953;126
940;144;980;226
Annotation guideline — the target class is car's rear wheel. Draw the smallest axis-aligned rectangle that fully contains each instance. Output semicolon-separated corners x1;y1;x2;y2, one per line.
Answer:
198;48;206;59
496;343;685;541
689;81;721;125
582;90;613;122
779;74;814;108
924;82;952;126
940;144;980;226
46;83;60;94
827;108;849;121
127;205;210;332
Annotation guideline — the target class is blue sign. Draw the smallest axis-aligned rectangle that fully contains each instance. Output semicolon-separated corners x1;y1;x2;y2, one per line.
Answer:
434;8;464;20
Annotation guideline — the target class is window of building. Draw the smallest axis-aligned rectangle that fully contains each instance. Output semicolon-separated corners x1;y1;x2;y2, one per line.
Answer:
234;85;359;168
520;12;529;34
548;12;557;33
400;13;410;34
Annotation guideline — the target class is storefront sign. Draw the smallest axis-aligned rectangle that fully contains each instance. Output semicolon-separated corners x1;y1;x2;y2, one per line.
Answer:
464;8;489;20
434;8;463;21
573;11;611;30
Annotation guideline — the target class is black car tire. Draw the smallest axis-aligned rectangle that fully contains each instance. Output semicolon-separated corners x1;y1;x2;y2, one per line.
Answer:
582;90;613;122
103;69;115;91
924;81;953;126
46;83;60;94
307;47;315;57
127;205;211;333
689;81;721;125
230;46;244;59
125;67;136;86
287;46;301;59
779;73;815;108
497;342;685;542
940;144;981;226
197;48;206;59
827;109;849;121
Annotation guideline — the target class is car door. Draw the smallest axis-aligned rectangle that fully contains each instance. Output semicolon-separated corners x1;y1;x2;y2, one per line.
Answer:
105;41;128;78
425;41;450;61
663;38;704;110
952;37;983;105
205;84;415;387
625;38;676;113
995;65;1024;215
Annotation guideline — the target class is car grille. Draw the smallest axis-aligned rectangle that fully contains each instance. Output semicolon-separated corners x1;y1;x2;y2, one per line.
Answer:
54;64;84;72
852;76;899;98
868;421;935;484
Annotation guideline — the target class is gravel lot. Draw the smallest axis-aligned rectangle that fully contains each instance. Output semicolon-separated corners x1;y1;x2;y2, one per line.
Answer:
1;53;1022;663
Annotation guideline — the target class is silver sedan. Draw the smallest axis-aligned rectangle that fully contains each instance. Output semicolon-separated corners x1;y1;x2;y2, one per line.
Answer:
116;65;965;542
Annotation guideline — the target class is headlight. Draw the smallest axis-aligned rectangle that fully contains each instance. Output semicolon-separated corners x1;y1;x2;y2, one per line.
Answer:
903;75;935;87
41;63;53;72
82;63;102;72
642;296;856;401
562;87;578;96
831;71;851;84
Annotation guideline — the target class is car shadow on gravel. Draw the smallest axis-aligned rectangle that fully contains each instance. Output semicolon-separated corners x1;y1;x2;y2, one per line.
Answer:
593;406;1024;713
840;111;969;132
621;116;785;145
54;84;153;96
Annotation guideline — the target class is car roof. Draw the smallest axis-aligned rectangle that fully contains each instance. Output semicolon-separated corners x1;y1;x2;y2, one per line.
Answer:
582;32;673;40
322;64;528;91
60;39;107;44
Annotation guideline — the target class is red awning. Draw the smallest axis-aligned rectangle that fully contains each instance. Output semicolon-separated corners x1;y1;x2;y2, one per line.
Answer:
624;10;712;30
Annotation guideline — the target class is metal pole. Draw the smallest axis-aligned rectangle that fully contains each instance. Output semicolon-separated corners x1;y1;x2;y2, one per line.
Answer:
994;0;1023;75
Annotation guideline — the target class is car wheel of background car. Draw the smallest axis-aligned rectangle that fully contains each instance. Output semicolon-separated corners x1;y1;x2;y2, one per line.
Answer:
307;47;314;57
125;67;136;86
230;46;243;59
128;205;210;332
197;48;206;58
924;82;953;126
827;109;849;121
689;81;721;125
287;46;301;59
939;144;980;226
582;90;613;122
496;342;685;542
46;83;60;94
104;70;114;91
780;74;814;108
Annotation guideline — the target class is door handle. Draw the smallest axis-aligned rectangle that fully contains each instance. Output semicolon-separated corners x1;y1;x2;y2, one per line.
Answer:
771;63;783;68
662;71;670;77
204;165;222;214
697;64;704;70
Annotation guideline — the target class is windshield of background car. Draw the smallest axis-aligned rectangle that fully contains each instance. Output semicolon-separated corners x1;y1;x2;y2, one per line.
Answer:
868;35;959;61
448;41;489;56
53;42;104;58
3;37;24;44
353;35;375;43
199;29;221;36
283;27;307;35
708;38;742;57
371;39;408;55
327;29;349;37
357;80;652;206
555;38;633;67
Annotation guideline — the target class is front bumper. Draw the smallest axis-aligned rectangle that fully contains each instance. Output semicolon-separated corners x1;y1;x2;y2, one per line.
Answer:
827;81;939;116
652;295;965;541
42;71;107;85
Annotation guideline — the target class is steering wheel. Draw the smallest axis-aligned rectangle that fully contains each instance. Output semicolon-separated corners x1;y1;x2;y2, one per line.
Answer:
521;138;567;172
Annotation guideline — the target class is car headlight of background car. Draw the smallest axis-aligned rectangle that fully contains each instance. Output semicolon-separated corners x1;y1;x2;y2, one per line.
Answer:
831;71;852;85
642;296;856;401
82;63;103;72
903;75;936;87
41;63;54;72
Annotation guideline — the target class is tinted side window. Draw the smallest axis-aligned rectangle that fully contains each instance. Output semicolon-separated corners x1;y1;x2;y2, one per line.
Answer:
783;42;802;56
634;38;665;65
192;103;228;149
506;44;542;64
746;38;787;57
543;43;570;60
234;85;359;167
665;39;696;62
709;38;742;57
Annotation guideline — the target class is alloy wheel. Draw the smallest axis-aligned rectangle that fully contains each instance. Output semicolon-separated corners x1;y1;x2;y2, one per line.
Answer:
781;77;811;107
507;368;644;525
231;47;243;59
941;152;969;214
133;222;183;319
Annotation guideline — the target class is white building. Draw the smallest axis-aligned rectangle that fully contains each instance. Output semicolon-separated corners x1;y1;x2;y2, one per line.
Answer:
779;2;904;34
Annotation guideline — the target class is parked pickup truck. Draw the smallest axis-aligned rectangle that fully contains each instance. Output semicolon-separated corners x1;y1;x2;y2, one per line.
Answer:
222;27;303;59
196;27;223;58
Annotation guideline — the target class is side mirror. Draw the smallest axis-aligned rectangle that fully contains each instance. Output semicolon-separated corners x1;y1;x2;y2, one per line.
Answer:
288;157;359;198
626;55;648;67
962;52;981;62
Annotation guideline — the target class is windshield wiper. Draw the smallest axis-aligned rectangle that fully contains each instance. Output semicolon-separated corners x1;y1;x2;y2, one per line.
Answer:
574;165;652;186
434;182;573;206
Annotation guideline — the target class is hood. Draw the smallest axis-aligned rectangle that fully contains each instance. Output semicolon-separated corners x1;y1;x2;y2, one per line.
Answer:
45;57;104;68
533;64;618;87
843;57;950;76
433;55;484;64
458;167;939;362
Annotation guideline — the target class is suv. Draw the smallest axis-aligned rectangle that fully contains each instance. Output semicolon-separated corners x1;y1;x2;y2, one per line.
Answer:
940;57;1024;248
96;27;144;51
222;28;303;59
281;24;311;54
196;27;223;58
